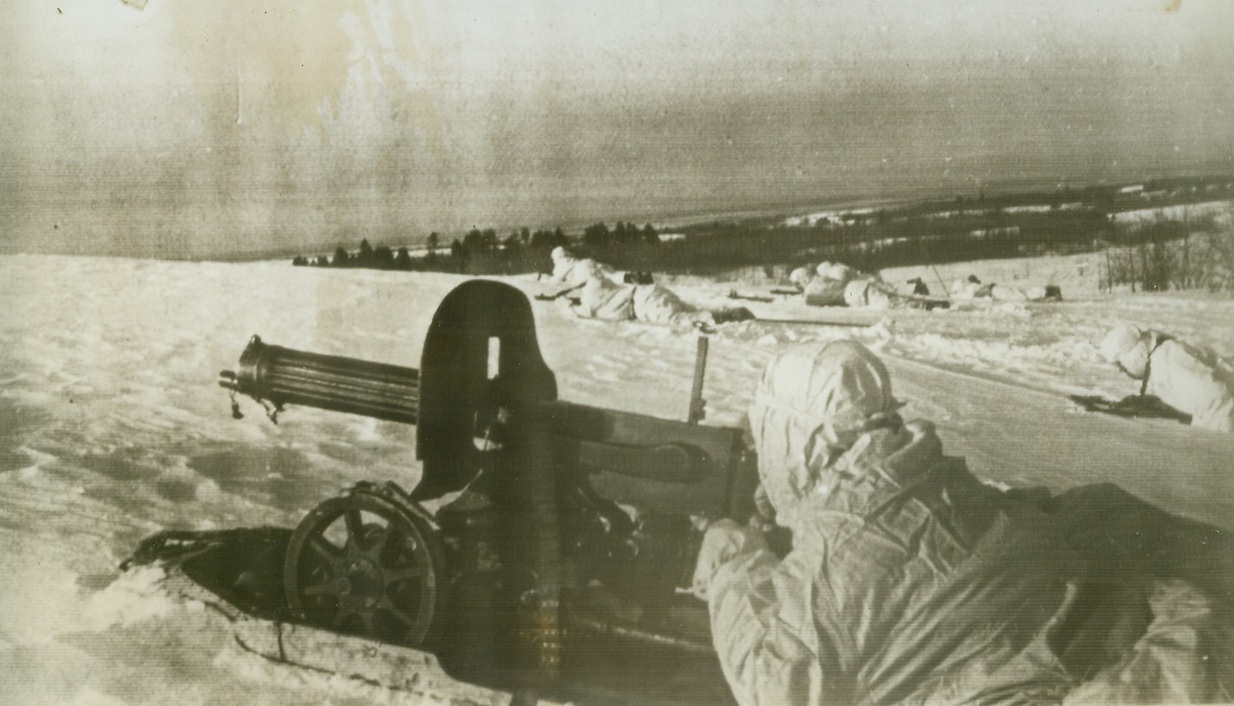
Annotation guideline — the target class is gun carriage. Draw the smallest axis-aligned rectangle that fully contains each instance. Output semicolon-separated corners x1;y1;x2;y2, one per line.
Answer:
218;280;761;697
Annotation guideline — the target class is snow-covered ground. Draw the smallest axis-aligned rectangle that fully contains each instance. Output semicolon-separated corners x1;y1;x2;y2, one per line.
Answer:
781;198;1233;229
2;252;1232;705
1111;199;1234;224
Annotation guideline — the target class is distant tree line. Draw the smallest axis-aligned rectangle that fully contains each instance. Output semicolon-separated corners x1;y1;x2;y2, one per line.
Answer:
582;221;662;248
291;221;661;275
292;238;415;270
289;175;1231;283
1099;214;1233;294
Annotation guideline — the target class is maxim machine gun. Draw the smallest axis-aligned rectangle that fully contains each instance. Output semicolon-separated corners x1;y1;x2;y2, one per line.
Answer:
217;281;760;701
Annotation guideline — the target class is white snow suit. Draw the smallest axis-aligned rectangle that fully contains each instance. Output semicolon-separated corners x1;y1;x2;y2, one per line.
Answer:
950;277;983;300
788;266;815;291
1101;325;1234;432
573;276;635;321
842;278;899;309
573;277;714;327
802;262;862;307
986;283;1028;302
699;340;1234;706
549;247;618;288
1146;339;1234;432
631;282;711;327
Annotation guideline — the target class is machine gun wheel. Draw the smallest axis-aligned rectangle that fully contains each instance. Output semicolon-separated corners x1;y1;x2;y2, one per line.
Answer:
284;484;444;648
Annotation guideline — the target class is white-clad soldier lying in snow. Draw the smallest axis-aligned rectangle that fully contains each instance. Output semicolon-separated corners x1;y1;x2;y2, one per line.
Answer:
793;261;863;306
840;276;953;311
793;261;949;311
693;340;1233;705
1095;324;1234;433
950;274;1063;303
538;246;621;295
537;245;658;300
571;274;754;329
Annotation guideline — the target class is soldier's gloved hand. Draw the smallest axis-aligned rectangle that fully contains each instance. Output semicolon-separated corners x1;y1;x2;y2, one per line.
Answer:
692;519;768;601
752;482;777;532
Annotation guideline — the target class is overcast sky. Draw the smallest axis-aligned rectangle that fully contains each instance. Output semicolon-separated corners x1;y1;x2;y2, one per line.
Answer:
3;0;1232;258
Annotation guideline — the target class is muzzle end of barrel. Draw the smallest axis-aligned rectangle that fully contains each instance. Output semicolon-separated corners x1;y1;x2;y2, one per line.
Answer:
217;369;241;391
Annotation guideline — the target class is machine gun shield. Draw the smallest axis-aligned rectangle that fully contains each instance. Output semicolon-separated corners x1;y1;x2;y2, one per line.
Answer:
415;280;558;501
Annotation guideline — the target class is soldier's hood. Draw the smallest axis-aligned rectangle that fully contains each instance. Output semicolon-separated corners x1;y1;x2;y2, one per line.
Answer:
748;341;918;527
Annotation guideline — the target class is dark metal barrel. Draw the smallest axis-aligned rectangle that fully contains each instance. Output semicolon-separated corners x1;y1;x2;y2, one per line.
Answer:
218;336;419;424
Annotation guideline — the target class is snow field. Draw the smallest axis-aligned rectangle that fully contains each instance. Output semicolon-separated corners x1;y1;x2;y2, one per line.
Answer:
1;252;1231;705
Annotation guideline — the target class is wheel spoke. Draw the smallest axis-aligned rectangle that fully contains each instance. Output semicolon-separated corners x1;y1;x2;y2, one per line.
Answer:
370;523;396;561
289;494;438;646
302;581;340;597
307;536;342;567
343;510;365;546
380;597;419;630
384;565;425;586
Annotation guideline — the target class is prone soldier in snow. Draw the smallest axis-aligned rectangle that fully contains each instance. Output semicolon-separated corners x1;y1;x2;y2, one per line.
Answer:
571;275;753;329
536;246;623;301
693;340;1234;706
1098;323;1234;433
